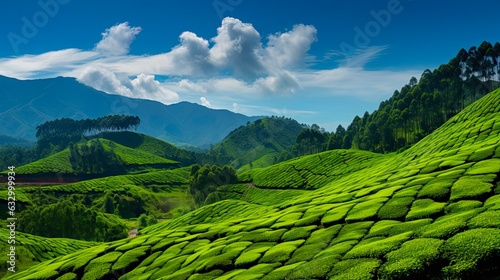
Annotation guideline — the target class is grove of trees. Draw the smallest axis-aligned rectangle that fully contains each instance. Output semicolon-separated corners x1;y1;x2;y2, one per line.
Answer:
18;200;128;242
68;140;123;174
288;41;500;157
36;115;140;157
189;164;238;206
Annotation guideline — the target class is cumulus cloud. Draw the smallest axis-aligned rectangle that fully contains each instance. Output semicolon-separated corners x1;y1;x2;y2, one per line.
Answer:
254;70;300;94
168;31;213;76
200;97;212;107
0;18;421;107
77;66;179;104
95;22;142;56
265;24;317;68
209;17;266;79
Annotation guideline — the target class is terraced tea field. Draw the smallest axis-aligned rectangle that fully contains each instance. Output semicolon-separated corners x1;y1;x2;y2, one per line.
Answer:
5;139;178;176
0;228;99;278
6;89;500;279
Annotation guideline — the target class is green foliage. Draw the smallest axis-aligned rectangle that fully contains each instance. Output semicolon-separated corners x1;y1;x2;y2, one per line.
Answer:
329;258;381;279
286;254;338;279
18;200;127;242
377;197;413;219
418;209;479;238
345;198;387;222
468;211;500;228
379;238;443;279
450;175;495;201
417;179;453;201
305;224;342;245
344;232;413;259
321;203;354;225
281;226;316;242
286;242;327;264
112;245;149;271
445;200;483;214
189;164;238;206
35;115;140;156
13;138;177;175
258;240;304;263
6;84;500;279
210;116;305;169
406;199;446;220
441;228;500;277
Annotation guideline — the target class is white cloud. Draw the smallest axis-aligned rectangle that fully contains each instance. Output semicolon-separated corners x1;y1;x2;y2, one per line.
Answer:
232;102;241;113
169;31;213;76
0;18;422;109
0;49;99;79
200;97;212;107
95;22;142;56
265;24;317;68
77;66;179;104
235;103;317;117
254;70;300;94
209;17;266;79
336;45;388;68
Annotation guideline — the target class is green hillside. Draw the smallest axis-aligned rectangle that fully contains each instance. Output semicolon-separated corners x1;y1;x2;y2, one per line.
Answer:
95;131;202;166
8;88;500;279
0;228;99;278
0;168;193;219
210;117;305;170
6;139;178;176
239;149;386;190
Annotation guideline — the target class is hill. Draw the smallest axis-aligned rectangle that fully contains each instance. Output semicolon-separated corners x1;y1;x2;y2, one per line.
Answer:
210;117;305;170
4;138;178;178
0;75;262;148
9;88;500;278
336;41;500;153
95;131;208;166
0;228;99;278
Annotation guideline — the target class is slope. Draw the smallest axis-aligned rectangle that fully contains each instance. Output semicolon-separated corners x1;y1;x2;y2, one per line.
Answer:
0;75;261;147
0;167;193;221
0;228;99;278
7;88;500;279
210;117;305;170
4;138;178;177
95;131;203;166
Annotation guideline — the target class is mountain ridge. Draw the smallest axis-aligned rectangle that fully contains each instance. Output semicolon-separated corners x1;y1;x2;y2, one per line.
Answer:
0;75;262;148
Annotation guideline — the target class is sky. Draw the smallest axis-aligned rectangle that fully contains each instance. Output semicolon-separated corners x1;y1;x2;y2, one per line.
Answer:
0;0;499;132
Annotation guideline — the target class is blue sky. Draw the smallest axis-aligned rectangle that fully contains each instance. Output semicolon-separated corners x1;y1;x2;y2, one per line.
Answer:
1;0;499;131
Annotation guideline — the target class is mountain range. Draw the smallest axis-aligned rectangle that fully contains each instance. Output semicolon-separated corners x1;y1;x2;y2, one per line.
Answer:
0;75;262;148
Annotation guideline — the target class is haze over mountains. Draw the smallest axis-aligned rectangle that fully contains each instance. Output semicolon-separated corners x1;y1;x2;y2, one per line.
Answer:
0;75;261;148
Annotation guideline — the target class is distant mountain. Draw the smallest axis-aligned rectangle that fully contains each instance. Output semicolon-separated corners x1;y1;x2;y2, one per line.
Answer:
0;75;262;148
0;135;33;147
210;116;305;170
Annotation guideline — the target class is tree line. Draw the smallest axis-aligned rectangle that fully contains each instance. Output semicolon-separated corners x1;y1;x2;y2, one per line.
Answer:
35;115;140;157
286;41;500;157
36;115;140;139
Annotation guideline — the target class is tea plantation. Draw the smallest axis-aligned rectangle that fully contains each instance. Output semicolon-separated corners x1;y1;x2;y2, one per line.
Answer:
6;89;500;279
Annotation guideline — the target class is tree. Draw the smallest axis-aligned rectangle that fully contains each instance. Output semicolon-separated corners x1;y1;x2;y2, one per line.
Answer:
138;214;148;229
